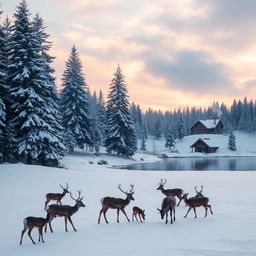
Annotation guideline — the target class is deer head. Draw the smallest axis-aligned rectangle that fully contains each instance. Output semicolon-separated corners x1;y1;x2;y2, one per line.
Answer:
157;208;165;219
70;191;85;207
156;179;167;190
60;183;69;194
118;184;135;201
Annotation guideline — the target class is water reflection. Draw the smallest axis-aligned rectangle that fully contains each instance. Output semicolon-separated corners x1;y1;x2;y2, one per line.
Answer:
122;157;256;171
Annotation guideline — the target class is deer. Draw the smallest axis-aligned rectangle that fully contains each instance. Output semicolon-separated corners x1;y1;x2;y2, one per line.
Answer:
98;184;135;224
183;193;213;218
132;206;145;222
157;179;184;206
20;212;55;245
157;196;176;224
45;191;85;233
44;183;69;210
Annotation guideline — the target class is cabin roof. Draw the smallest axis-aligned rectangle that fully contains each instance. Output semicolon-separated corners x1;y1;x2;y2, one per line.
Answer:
191;119;221;129
190;137;219;148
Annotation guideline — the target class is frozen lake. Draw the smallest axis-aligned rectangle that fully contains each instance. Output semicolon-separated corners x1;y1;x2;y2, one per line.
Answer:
121;157;256;171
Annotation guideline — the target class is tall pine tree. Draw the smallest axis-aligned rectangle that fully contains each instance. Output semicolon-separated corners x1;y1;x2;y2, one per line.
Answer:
228;131;237;151
0;17;14;162
165;129;175;150
105;65;137;156
60;45;92;152
0;11;7;161
96;89;106;144
31;14;65;165
177;115;186;141
9;1;64;165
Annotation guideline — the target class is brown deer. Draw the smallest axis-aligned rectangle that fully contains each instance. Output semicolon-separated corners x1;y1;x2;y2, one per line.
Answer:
45;191;85;232
98;184;135;224
44;183;69;210
157;196;176;224
183;193;213;218
132;206;145;222
157;179;184;206
20;213;55;245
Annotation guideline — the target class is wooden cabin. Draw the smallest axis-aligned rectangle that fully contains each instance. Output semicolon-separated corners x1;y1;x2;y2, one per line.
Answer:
190;138;219;153
190;119;223;135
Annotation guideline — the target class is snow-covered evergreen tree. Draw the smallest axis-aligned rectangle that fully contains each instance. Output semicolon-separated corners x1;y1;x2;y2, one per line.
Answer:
60;45;92;152
177;116;186;141
9;1;64;165
88;90;100;151
228;131;237;151
0;12;7;161
238;97;250;132
154;119;161;140
165;129;175;150
0;17;14;162
96;89;106;144
31;14;65;165
104;65;137;156
140;133;146;151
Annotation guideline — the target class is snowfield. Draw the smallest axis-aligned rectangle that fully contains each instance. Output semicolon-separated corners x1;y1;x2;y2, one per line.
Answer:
1;153;256;256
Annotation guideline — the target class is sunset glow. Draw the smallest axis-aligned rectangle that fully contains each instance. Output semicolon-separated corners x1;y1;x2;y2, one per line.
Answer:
3;0;256;110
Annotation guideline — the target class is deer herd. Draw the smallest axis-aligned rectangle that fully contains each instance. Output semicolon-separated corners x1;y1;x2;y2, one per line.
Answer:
20;179;213;245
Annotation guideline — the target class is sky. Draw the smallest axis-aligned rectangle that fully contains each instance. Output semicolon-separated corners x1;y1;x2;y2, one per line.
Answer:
2;0;256;111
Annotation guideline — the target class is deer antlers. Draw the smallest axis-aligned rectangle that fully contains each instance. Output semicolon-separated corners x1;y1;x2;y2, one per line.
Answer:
118;184;134;195
159;179;167;186
195;186;203;194
70;190;84;201
59;183;69;190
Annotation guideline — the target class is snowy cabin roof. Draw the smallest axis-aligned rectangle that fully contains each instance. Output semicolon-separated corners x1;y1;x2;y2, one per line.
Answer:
190;137;219;148
198;119;220;129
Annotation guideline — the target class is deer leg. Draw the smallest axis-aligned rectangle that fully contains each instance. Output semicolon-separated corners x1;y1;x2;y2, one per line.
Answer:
28;228;36;244
208;204;213;215
38;227;44;243
20;227;28;245
44;222;48;233
132;213;134;222
64;216;68;232
138;214;142;222
173;208;176;222
193;207;197;218
38;228;41;242
103;209;109;224
48;218;54;233
203;205;208;217
67;216;77;232
40;228;45;243
117;209;120;223
121;208;130;222
170;210;173;224
184;207;192;218
98;209;103;224
165;212;168;224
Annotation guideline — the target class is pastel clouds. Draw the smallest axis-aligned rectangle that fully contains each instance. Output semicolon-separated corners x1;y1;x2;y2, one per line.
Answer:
2;0;256;110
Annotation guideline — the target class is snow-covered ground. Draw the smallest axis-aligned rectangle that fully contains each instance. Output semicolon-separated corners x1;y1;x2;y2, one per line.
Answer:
1;152;256;256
